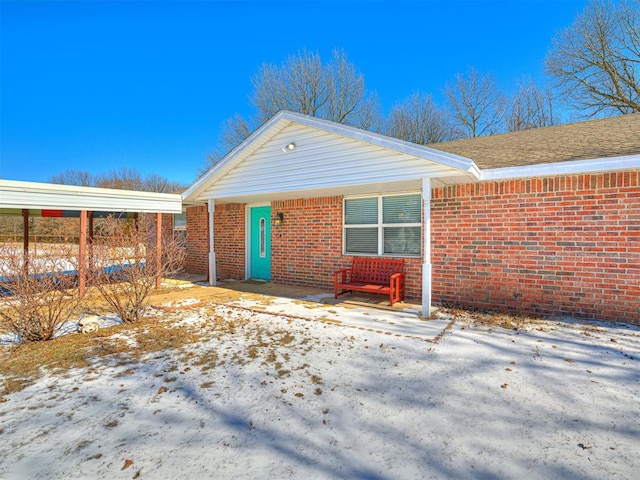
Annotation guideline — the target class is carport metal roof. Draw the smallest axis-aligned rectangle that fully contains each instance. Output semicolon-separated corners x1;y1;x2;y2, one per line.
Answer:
0;179;183;294
0;179;182;214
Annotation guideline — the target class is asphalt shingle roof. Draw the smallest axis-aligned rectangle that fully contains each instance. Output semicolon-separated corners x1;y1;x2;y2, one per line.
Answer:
430;114;640;169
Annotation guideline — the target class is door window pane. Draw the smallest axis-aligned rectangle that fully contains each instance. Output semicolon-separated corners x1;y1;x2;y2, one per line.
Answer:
259;217;266;258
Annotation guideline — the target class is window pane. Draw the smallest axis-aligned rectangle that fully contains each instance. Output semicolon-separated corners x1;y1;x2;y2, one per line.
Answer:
384;226;421;255
383;194;421;224
345;198;378;225
345;227;378;254
259;218;266;258
174;212;187;229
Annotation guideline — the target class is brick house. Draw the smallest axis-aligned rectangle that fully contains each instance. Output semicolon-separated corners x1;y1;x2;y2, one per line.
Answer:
182;111;640;323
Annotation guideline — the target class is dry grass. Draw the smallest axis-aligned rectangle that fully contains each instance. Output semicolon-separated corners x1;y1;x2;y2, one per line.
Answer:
0;314;206;399
0;288;320;400
441;306;541;330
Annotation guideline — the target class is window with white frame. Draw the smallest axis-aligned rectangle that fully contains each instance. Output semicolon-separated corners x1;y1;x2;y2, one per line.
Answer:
343;193;421;257
173;211;187;244
173;211;187;231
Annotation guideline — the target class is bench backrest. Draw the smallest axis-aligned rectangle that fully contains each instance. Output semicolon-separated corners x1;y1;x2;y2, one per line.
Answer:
350;257;404;285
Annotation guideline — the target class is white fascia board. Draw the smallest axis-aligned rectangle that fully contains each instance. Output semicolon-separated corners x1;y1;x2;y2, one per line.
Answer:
481;154;640;181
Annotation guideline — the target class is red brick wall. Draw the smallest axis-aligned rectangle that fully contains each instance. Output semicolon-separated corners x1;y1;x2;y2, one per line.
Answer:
271;197;343;288
161;213;174;238
184;170;639;323
185;203;246;280
431;171;640;323
185;205;208;276
214;203;245;281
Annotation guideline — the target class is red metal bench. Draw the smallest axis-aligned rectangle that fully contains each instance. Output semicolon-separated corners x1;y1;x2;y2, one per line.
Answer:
334;257;405;305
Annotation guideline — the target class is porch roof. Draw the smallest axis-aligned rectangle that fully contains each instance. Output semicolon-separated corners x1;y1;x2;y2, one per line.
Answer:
183;111;481;204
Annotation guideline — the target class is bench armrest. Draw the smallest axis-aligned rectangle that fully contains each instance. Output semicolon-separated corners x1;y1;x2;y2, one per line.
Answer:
390;272;404;282
389;272;405;304
334;268;351;283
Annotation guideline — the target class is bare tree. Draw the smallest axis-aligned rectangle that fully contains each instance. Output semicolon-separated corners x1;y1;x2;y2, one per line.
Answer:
89;215;185;323
251;48;380;126
203;49;380;171
545;0;640;116
0;243;84;342
50;169;93;186
220;114;253;152
94;167;145;191
325;50;380;130
50;166;184;193
445;67;506;138
505;77;559;131
143;173;184;193
385;92;456;144
251;49;327;121
202;114;254;171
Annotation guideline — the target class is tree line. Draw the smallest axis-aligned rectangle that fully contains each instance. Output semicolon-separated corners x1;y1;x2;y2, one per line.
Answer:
49;166;185;193
206;0;639;169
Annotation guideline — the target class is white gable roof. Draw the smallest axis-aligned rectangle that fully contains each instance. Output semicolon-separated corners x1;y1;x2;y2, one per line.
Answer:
183;111;480;204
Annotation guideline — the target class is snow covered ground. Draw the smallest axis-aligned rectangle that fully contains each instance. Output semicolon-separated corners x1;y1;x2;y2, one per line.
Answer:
1;298;638;479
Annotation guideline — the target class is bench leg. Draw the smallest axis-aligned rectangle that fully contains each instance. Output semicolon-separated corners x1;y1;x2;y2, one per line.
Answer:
335;288;352;299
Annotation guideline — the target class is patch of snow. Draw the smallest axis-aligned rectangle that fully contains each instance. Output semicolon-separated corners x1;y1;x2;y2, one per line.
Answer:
1;301;639;479
162;297;201;308
0;314;124;345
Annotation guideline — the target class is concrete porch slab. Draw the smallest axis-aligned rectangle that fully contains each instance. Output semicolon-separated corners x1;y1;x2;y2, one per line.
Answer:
156;278;448;342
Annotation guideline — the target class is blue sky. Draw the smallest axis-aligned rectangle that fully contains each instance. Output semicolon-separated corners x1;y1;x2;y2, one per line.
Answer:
1;0;589;186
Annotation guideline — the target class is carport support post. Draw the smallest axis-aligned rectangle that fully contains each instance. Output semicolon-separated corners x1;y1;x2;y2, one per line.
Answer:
22;209;29;275
78;210;87;295
88;212;94;274
208;199;216;286
422;178;432;318
156;212;162;289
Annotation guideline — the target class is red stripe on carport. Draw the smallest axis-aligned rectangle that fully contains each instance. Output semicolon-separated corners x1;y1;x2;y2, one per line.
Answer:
42;210;64;217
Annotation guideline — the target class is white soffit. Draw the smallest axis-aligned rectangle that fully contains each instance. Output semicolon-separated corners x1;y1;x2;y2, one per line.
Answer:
182;111;480;203
0;180;183;213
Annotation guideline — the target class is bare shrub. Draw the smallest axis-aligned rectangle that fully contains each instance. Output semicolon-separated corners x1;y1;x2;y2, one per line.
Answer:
0;243;84;343
89;215;185;323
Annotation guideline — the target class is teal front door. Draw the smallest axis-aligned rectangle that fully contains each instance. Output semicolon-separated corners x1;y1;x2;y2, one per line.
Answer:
249;206;271;280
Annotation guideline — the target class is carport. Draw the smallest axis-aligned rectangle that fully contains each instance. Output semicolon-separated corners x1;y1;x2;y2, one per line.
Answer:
0;179;182;292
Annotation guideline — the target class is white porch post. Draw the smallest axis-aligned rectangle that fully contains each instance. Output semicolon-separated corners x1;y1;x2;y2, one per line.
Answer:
422;178;432;317
208;199;217;286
